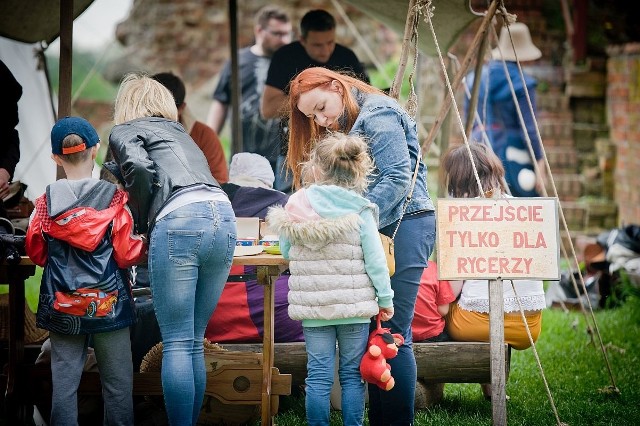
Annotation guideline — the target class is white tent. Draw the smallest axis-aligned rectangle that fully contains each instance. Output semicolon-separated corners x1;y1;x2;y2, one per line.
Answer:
0;37;56;201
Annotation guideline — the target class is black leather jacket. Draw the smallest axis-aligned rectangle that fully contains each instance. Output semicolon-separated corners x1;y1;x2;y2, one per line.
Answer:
108;117;221;234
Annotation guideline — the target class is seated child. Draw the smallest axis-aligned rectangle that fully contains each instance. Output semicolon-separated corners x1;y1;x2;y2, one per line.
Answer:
412;261;456;343
440;142;546;399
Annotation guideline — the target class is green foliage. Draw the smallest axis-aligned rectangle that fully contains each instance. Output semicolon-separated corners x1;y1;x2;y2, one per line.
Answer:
271;296;640;425
368;60;412;99
46;50;118;101
604;270;640;309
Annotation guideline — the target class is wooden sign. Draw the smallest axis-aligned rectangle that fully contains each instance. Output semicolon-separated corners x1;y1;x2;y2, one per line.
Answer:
437;197;560;280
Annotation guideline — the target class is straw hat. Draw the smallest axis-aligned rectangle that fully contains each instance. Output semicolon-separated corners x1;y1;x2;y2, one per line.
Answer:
492;22;541;62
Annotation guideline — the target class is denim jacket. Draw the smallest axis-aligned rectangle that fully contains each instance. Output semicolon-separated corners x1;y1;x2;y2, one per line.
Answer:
348;91;434;229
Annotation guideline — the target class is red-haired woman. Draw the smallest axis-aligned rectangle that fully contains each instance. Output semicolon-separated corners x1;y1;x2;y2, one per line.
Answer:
285;66;435;426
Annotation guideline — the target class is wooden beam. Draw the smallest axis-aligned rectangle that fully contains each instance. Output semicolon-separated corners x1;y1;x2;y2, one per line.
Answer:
228;0;242;157
57;0;74;180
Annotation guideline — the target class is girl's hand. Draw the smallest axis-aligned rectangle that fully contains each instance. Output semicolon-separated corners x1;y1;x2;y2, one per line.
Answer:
379;307;394;321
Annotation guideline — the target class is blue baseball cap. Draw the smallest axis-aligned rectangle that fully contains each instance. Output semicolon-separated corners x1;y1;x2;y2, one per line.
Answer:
51;116;100;155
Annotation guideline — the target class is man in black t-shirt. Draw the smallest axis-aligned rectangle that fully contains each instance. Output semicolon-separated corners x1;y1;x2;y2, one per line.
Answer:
261;9;368;120
260;9;368;191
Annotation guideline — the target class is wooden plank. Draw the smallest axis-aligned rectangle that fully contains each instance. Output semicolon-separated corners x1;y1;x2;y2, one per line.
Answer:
31;367;290;401
220;342;511;385
415;342;510;383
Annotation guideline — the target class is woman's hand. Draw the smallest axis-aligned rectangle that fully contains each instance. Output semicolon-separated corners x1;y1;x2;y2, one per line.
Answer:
379;307;394;321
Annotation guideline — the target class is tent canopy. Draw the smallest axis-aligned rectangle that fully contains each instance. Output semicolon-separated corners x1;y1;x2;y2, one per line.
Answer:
0;0;94;44
344;0;479;57
0;0;479;56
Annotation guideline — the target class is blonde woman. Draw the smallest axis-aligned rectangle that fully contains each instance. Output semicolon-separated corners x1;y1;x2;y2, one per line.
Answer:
267;132;394;426
107;73;237;426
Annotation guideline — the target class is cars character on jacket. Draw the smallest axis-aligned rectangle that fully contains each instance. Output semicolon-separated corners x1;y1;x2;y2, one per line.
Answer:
54;288;118;317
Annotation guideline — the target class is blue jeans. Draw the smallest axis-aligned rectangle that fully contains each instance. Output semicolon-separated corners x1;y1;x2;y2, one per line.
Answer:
304;323;370;426
149;201;236;426
368;211;435;426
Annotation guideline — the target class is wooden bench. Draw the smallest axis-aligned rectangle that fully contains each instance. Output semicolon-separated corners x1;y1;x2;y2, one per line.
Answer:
27;348;292;425
221;341;511;407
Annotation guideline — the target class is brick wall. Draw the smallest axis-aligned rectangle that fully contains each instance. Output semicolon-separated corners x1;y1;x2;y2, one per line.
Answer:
606;43;640;225
114;0;399;108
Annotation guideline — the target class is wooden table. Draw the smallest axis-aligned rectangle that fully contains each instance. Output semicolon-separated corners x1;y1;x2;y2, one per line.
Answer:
2;254;290;426
231;253;289;425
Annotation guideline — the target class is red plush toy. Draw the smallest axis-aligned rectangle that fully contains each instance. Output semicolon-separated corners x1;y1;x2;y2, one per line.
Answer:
360;315;404;391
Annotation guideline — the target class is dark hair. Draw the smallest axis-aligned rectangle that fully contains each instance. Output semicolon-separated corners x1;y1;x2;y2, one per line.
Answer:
151;72;185;107
255;5;290;28
441;143;507;198
300;10;335;39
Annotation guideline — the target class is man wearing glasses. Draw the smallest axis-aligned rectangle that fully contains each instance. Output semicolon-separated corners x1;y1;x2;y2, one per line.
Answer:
207;5;292;179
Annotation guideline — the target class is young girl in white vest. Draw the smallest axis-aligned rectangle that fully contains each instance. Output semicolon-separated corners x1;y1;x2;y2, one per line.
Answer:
267;132;394;426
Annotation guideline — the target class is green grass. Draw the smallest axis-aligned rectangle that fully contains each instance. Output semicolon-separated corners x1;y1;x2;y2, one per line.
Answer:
271;295;640;425
5;270;638;425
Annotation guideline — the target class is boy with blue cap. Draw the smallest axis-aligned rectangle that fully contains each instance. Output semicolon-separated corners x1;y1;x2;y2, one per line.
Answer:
25;116;147;425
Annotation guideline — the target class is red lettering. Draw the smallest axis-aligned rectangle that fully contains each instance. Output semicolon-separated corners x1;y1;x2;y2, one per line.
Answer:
459;206;470;221
517;206;527;221
476;257;486;273
532;205;543;222
513;232;524;248
457;257;469;273
483;205;492;220
488;257;498;274
504;205;515;221
446;230;456;247
499;257;510;273
511;257;523;273
448;206;459;222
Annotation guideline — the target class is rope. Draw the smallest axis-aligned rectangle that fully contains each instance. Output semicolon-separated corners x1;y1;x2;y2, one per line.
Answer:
389;0;420;100
493;13;619;391
451;53;512;195
510;281;564;426
422;0;484;197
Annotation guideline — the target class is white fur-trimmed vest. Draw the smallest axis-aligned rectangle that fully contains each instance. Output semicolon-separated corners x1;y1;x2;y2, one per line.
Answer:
267;206;379;321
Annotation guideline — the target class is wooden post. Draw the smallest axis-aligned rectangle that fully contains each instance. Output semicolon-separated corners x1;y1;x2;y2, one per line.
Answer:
389;0;418;100
258;265;279;424
57;0;74;179
422;0;499;154
489;279;507;425
228;0;242;157
464;30;490;137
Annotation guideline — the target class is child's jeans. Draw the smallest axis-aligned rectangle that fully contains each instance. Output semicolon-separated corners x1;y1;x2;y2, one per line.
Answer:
303;323;370;426
50;328;133;426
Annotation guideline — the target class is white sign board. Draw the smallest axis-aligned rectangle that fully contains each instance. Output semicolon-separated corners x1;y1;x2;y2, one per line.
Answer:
437;198;560;280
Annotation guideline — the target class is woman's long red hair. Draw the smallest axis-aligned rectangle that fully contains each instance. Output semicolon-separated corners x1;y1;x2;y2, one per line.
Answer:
287;67;383;189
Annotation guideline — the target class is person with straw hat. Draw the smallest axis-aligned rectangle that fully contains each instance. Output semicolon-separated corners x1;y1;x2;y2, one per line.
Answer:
465;22;546;197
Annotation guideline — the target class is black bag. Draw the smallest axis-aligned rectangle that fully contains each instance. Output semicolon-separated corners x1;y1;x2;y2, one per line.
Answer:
597;224;640;255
